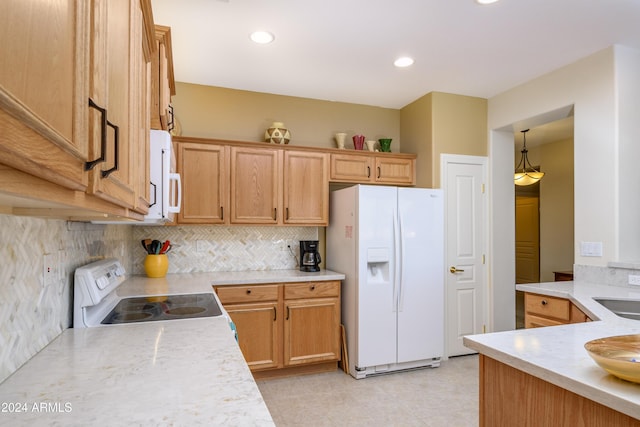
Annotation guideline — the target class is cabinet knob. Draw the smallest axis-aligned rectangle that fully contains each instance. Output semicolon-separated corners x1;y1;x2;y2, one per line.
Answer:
246;289;252;294
541;299;548;306
310;285;315;291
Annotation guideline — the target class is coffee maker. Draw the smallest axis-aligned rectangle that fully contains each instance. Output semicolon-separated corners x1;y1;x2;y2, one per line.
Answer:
299;240;321;272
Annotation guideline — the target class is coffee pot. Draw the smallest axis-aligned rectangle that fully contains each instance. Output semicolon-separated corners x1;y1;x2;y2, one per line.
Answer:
300;240;321;272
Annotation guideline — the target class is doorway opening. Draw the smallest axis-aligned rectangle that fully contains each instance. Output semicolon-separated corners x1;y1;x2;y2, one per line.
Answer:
513;117;575;329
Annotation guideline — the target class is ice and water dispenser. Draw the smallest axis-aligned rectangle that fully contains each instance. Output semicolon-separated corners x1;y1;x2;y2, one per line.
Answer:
366;247;390;283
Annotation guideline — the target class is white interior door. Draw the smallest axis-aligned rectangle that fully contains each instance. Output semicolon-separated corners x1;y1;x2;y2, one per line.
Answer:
442;155;487;357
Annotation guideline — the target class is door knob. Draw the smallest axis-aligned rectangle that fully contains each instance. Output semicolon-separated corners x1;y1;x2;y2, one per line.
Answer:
449;266;465;274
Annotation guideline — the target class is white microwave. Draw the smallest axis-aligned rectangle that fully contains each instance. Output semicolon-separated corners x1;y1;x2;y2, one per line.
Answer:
142;130;181;224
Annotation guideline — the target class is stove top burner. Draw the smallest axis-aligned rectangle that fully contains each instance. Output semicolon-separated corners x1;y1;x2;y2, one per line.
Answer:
101;293;222;325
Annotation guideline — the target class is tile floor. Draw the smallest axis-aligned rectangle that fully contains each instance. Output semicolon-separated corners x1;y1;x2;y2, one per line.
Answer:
256;354;479;427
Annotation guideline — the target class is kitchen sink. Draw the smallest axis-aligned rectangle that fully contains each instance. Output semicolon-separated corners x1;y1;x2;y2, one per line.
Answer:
593;298;640;321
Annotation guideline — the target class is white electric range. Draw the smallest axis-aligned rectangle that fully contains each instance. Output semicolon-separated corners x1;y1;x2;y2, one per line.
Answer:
73;258;229;329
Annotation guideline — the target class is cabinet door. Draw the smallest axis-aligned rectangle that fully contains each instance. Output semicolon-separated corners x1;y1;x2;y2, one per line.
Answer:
130;1;152;214
230;147;280;224
87;0;137;209
283;151;328;225
375;156;415;185
150;25;175;131
330;153;373;182
284;297;341;366
0;0;89;191
178;143;227;223
225;302;281;371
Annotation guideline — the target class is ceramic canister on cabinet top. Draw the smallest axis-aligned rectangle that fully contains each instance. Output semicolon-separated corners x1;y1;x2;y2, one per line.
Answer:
265;122;291;144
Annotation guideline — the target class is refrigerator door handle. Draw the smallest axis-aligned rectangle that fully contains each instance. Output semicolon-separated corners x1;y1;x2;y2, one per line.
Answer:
397;212;404;312
393;209;402;312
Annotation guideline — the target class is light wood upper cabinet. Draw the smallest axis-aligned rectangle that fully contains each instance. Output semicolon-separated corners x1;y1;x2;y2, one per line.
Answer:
178;142;227;223
330;152;415;186
283;151;328;225
150;25;175;131
0;0;90;191
230;146;281;224
375;156;415;185
0;0;154;220
86;0;142;210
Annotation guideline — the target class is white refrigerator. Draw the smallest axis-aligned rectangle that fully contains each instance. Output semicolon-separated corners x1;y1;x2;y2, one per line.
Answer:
326;185;444;379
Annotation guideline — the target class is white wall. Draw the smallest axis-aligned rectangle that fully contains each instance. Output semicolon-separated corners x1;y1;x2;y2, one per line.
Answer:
488;45;640;330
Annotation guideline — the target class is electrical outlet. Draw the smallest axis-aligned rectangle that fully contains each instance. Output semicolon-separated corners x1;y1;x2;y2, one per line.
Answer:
629;275;640;286
43;253;57;287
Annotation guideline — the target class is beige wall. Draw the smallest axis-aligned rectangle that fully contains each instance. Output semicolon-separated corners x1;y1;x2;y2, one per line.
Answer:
399;93;433;187
172;82;401;151
538;138;574;281
400;92;487;188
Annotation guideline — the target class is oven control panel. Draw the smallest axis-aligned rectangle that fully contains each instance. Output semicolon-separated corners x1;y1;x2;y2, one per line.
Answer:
75;259;126;307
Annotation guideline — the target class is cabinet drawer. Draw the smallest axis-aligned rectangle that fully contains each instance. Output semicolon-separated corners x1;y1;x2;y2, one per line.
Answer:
525;314;565;328
216;284;279;304
525;293;570;321
284;281;340;299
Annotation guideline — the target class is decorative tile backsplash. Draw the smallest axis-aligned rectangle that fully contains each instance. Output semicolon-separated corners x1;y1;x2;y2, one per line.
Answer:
132;226;317;274
0;215;317;383
0;215;132;383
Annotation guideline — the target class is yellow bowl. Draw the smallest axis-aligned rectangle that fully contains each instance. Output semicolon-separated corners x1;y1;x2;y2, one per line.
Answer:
584;334;640;383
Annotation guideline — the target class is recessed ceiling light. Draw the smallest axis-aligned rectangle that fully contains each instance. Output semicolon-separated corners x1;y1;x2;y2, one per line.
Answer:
394;57;414;68
476;0;499;4
250;31;275;44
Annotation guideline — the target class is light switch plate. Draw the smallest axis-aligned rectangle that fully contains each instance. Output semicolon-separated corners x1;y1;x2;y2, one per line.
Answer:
580;241;603;257
629;275;640;286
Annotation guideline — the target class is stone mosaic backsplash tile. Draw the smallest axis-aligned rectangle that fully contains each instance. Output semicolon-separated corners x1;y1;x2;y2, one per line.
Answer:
0;215;132;383
132;226;318;274
1;216;314;383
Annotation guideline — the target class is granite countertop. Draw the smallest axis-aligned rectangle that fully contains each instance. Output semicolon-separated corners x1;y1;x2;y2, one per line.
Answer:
463;281;640;420
0;317;274;426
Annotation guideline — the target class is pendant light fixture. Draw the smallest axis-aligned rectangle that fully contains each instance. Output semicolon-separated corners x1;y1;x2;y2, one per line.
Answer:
514;129;544;186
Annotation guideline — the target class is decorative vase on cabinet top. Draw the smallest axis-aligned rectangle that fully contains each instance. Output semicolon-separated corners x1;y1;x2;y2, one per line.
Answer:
265;122;291;144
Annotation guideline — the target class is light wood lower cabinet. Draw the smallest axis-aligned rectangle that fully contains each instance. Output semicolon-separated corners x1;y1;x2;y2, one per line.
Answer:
524;292;591;328
479;355;639;426
215;280;341;378
284;282;341;366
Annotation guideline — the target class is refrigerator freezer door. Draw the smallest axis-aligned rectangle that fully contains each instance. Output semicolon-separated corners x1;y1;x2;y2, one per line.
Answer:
356;185;398;368
396;188;444;363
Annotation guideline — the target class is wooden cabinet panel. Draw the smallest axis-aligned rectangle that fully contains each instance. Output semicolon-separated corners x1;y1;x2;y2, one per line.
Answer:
375;156;415;184
216;284;280;304
0;0;89;191
284;281;340;299
230;147;281;224
215;280;341;376
178;143;227;223
283;151;328;225
329;152;416;186
86;0;138;210
284;297;341;366
525;293;570;321
225;301;280;371
330;153;373;182
150;25;175;131
479;355;639;426
524;292;591;328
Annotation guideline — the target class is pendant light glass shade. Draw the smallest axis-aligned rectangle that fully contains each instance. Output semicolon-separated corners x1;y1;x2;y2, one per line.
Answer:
514;129;544;186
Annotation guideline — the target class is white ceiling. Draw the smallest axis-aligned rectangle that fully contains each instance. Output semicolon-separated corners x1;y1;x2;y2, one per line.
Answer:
151;0;640;110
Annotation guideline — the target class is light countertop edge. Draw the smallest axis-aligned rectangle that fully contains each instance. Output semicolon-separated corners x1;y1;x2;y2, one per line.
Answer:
463;281;640;420
117;269;345;297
